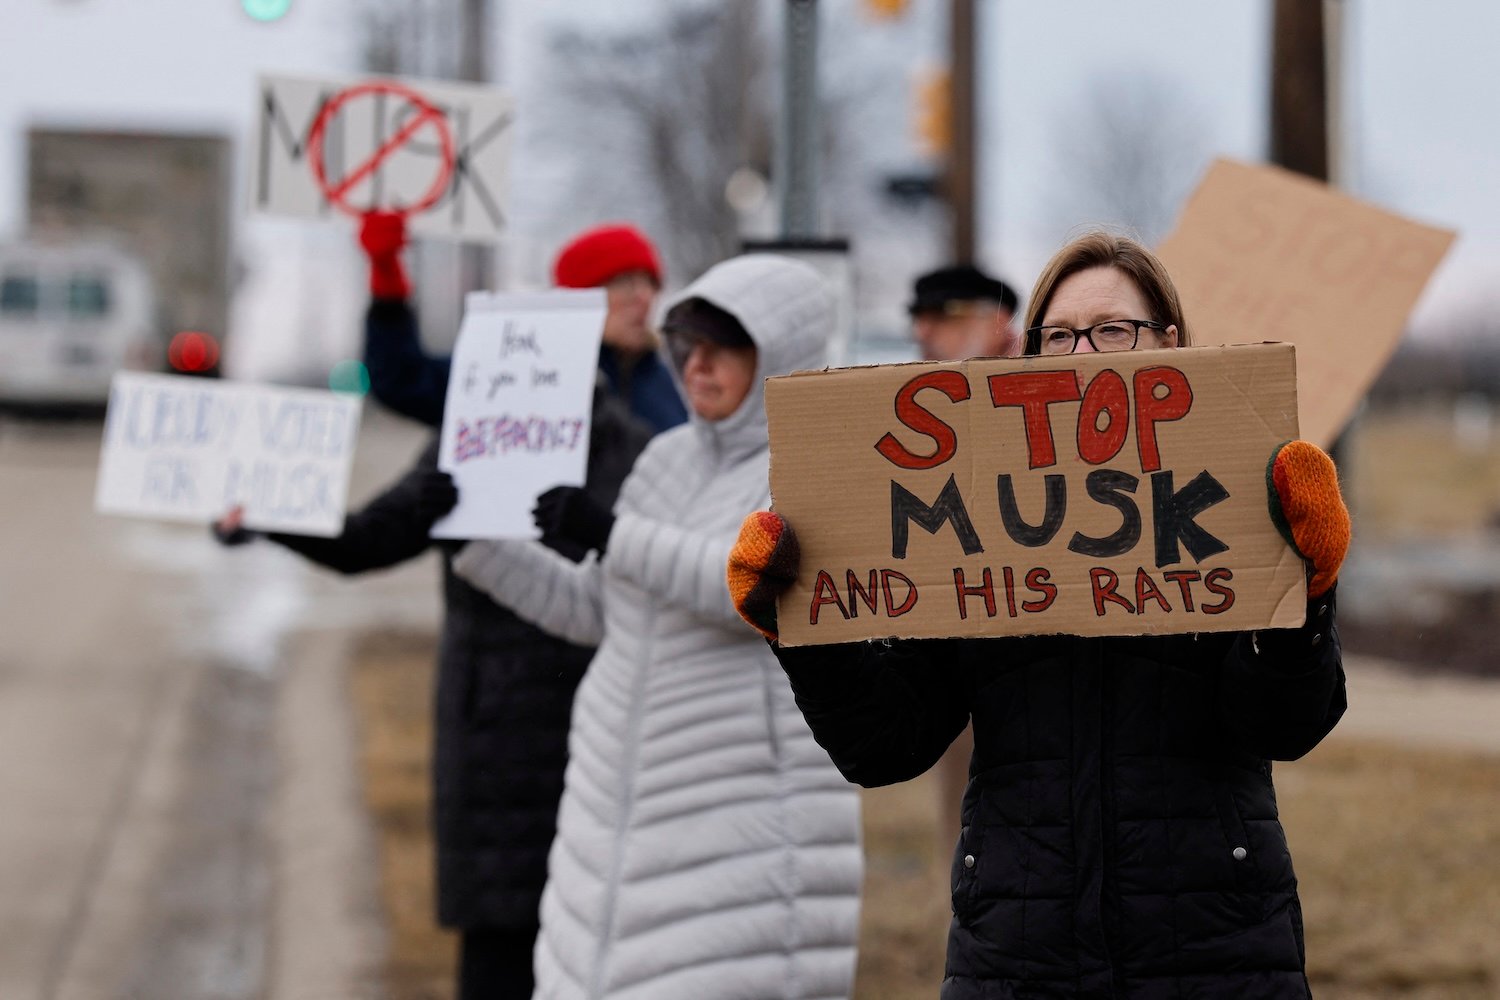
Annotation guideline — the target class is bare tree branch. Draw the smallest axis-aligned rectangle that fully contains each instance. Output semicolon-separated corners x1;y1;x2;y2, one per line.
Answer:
1046;73;1212;244
540;2;770;281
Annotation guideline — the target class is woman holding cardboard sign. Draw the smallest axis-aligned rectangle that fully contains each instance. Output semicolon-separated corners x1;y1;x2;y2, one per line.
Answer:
729;232;1350;999
453;255;862;1000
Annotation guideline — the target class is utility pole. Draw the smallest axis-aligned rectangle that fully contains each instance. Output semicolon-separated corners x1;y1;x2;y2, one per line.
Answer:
1272;0;1358;471
458;0;495;293
948;0;977;263
753;1;852;363
1269;0;1328;181
1323;0;1346;188
459;0;490;87
778;0;820;238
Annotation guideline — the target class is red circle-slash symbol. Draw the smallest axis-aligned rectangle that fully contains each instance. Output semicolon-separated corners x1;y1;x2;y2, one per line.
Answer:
307;80;456;218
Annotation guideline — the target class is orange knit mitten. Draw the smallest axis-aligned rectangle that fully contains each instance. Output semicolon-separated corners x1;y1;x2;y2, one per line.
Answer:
727;511;800;641
1267;440;1351;599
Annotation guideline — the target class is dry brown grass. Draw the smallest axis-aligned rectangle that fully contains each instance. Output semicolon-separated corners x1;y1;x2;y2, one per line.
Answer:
347;631;456;1000
349;633;1500;1000
1336;406;1500;673
1349;406;1500;539
1283;740;1500;999
855;778;950;998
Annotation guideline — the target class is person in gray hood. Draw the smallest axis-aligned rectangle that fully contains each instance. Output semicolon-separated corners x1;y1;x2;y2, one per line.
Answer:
454;254;863;1000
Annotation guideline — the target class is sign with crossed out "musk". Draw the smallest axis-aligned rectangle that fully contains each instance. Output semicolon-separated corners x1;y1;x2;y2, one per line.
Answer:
250;72;513;242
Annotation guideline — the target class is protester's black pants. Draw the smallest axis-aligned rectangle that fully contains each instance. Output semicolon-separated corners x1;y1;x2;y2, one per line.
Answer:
459;925;537;1000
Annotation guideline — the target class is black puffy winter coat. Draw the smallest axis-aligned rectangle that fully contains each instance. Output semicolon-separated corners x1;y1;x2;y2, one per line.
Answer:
268;394;651;929
774;594;1345;999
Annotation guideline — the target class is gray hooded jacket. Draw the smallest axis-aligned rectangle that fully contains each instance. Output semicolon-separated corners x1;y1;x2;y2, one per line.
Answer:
454;255;863;1000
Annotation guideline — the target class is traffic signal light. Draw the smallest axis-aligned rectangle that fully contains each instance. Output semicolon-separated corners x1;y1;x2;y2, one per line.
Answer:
328;359;371;395
168;331;221;374
914;69;951;157
242;0;292;22
864;0;910;19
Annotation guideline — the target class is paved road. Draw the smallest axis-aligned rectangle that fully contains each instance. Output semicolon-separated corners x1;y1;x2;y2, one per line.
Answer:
0;409;439;1000
1334;657;1500;755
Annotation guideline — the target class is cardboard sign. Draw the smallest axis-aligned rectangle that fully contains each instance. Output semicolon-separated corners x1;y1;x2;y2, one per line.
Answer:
766;344;1306;646
250;73;512;242
1157;158;1454;446
432;290;606;540
96;373;361;535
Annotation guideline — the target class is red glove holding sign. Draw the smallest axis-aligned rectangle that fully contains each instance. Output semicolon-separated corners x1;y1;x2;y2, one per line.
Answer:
1267;440;1351;599
360;211;410;301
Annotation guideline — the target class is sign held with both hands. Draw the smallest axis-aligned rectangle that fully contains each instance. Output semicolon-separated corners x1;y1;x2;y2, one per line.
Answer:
433;290;606;540
766;344;1306;646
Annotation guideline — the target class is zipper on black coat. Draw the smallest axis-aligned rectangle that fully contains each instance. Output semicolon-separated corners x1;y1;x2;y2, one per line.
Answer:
1070;638;1114;996
1097;640;1124;996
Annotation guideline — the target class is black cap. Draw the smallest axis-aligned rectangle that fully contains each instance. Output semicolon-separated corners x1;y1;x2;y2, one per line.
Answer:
908;264;1018;316
661;297;753;349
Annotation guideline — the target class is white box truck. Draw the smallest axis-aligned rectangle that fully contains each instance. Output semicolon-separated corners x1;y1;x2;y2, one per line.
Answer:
0;240;157;405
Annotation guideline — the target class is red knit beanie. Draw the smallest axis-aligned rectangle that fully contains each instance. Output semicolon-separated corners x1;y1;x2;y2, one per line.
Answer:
551;224;663;289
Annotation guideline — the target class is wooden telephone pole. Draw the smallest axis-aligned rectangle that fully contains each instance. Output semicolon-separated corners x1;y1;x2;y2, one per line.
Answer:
1272;0;1361;469
1269;0;1328;182
948;0;977;263
458;0;495;292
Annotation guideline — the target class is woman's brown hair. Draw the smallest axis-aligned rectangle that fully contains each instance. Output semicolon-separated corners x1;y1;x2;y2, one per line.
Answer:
1022;231;1192;354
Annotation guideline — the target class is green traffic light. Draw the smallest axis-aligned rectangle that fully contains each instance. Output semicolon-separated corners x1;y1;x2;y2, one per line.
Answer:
328;359;371;396
242;0;293;22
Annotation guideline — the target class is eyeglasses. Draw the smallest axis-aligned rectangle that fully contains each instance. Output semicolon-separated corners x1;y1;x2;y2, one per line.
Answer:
664;330;738;369
1025;319;1166;355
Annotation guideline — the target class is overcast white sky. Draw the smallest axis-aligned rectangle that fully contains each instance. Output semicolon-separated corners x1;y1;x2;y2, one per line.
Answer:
2;0;1495;362
0;0;359;229
979;0;1500;330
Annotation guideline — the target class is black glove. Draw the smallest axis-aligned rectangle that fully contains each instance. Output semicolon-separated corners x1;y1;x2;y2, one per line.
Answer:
533;485;615;553
415;470;459;527
212;522;257;546
212;507;258;547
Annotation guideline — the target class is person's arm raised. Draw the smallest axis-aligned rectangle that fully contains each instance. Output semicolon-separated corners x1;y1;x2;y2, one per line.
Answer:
359;213;450;427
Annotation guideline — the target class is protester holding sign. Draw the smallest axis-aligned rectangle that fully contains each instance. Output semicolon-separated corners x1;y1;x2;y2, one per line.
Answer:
214;420;647;999
96;375;362;535
728;232;1350;999
453;255;862;1000
214;220;660;998
359;214;687;433
905;261;1025;901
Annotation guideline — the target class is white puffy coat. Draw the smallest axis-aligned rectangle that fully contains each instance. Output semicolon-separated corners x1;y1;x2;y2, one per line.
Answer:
454;255;863;1000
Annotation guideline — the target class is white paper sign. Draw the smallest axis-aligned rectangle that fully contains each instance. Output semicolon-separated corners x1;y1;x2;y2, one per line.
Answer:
433;290;606;540
96;373;362;536
250;72;512;242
